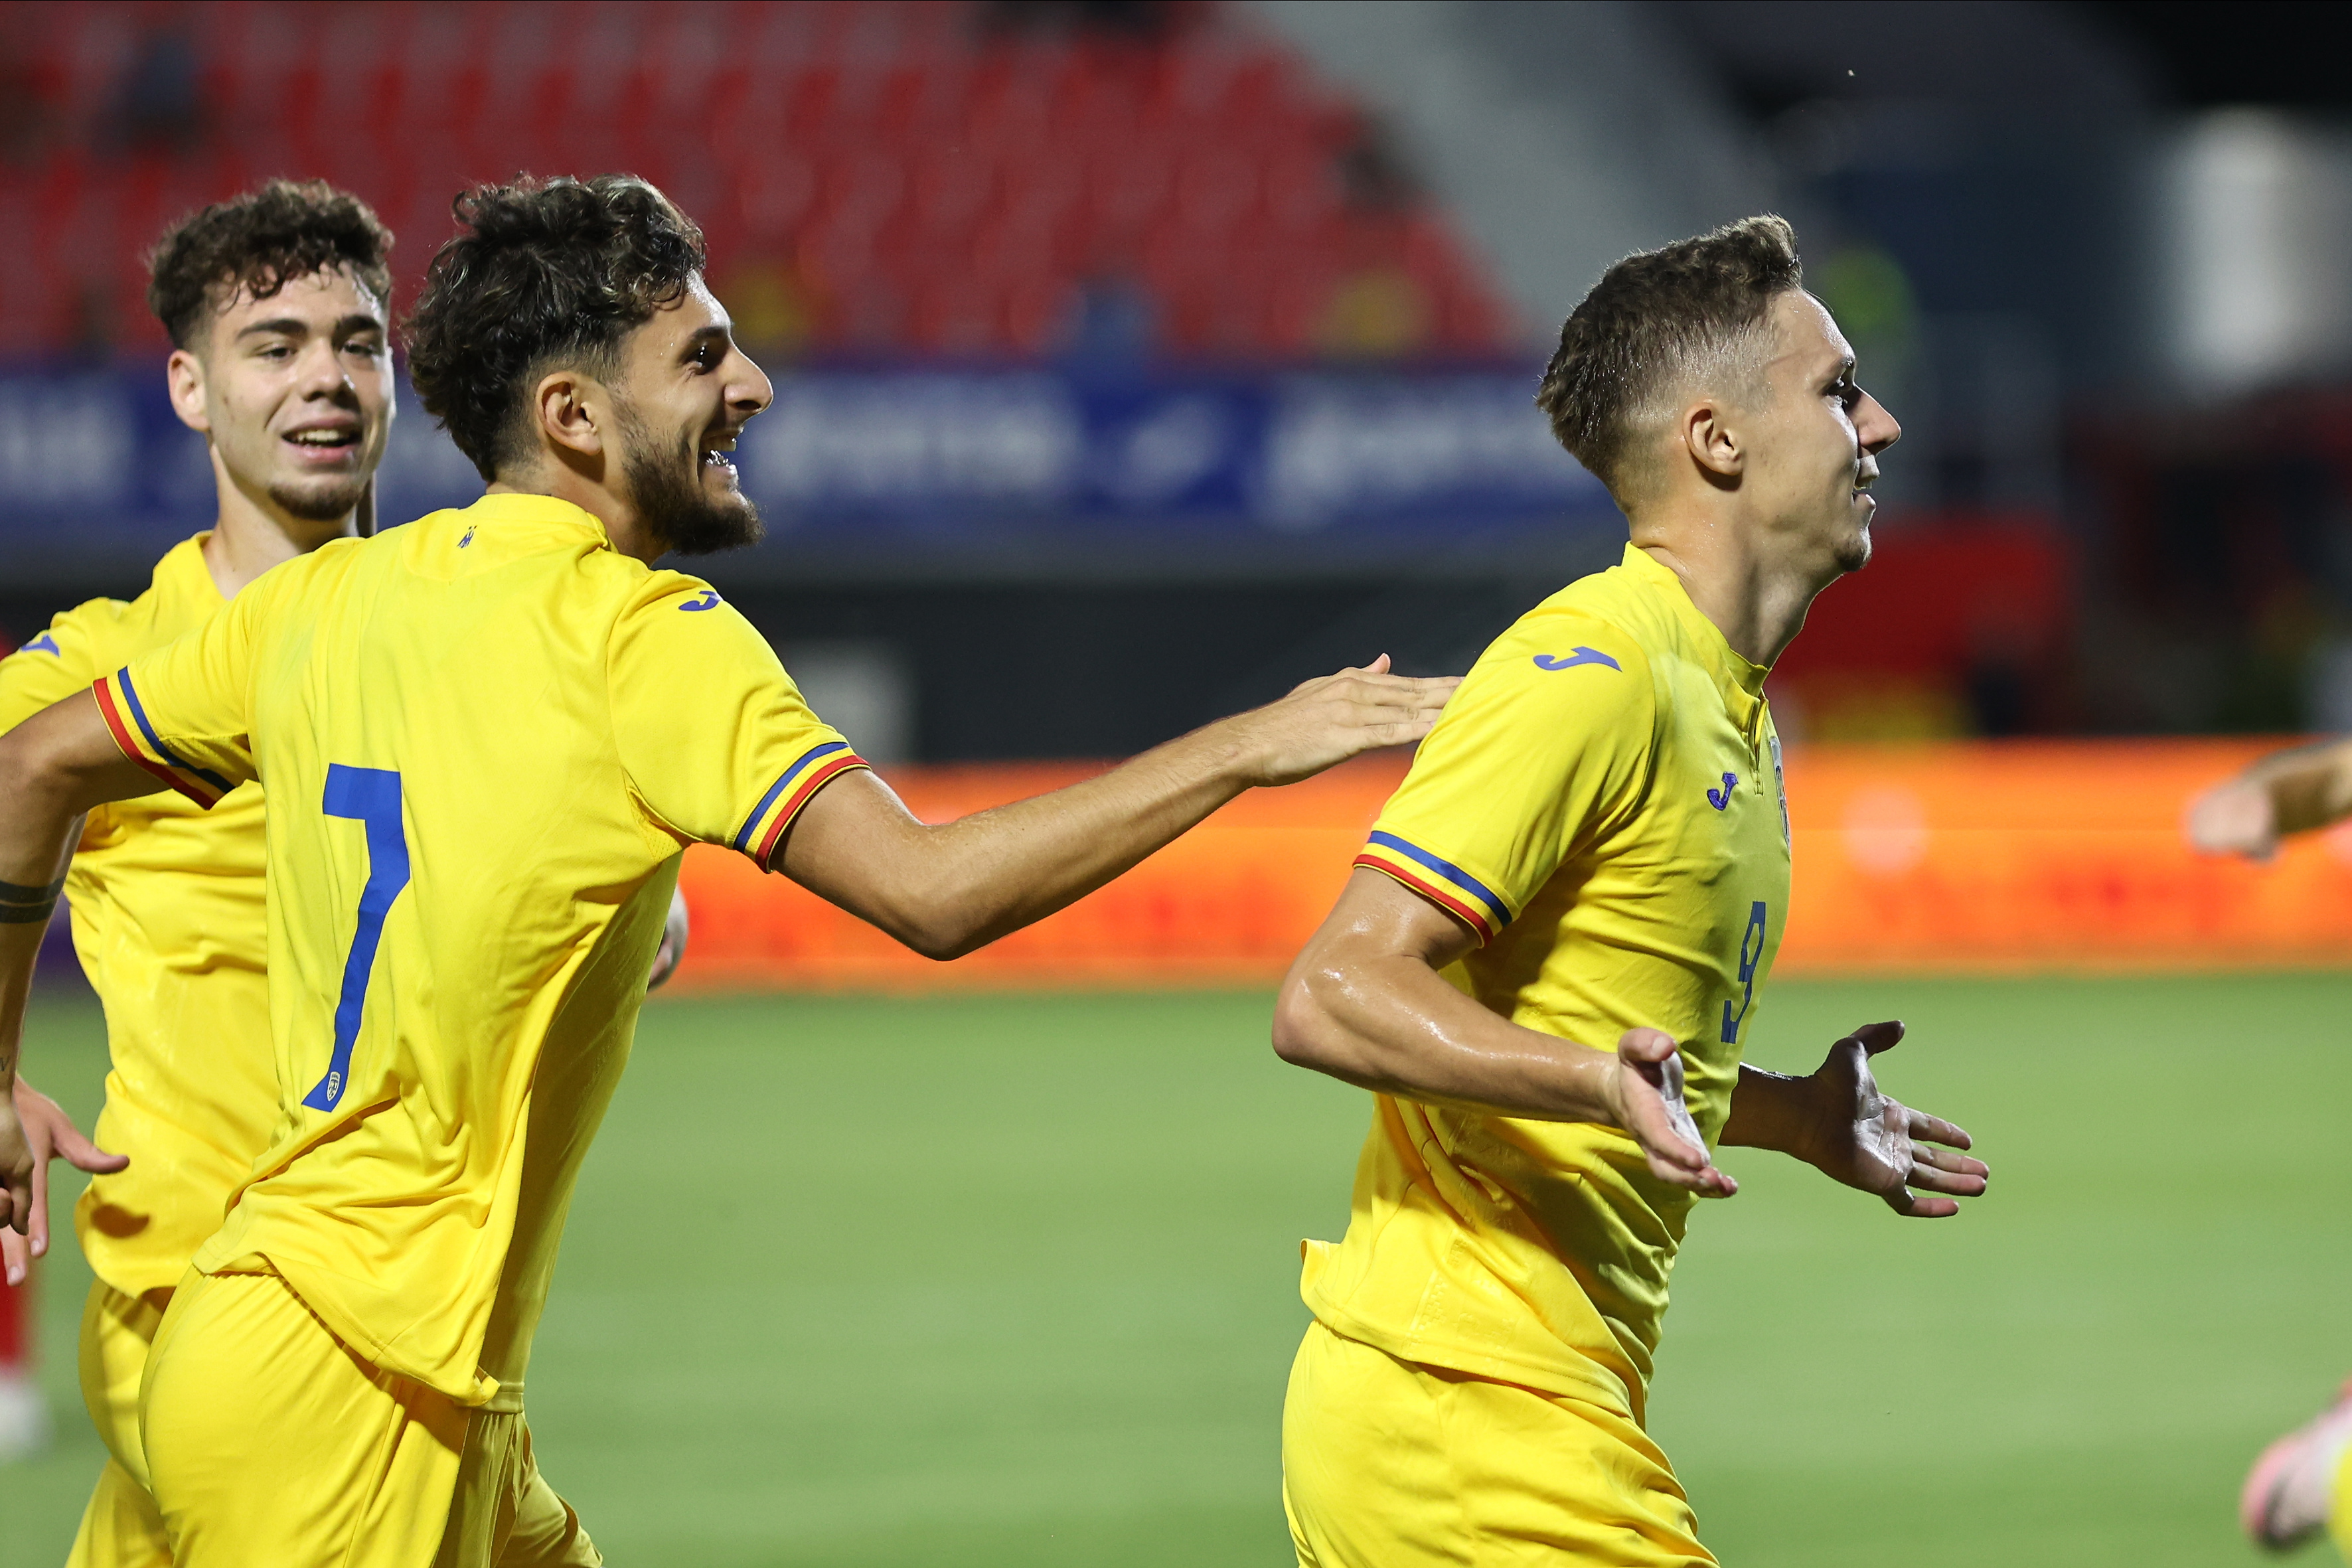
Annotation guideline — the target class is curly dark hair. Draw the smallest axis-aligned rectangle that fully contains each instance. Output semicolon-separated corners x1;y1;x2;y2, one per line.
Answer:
406;175;707;483
146;179;394;350
1535;214;1802;507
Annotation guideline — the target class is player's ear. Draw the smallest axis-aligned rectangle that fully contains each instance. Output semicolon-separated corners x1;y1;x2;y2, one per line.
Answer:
533;370;606;463
165;347;210;435
1682;396;1742;481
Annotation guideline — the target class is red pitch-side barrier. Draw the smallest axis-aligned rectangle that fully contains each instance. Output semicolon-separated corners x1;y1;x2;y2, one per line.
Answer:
668;738;2352;990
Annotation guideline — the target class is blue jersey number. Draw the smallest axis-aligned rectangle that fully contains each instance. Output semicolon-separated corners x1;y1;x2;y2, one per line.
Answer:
1717;900;1769;1046
302;766;411;1111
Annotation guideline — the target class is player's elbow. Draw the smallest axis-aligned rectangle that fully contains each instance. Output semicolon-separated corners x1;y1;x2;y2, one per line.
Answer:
875;900;995;963
0;726;64;810
901;921;983;963
1271;963;1348;1073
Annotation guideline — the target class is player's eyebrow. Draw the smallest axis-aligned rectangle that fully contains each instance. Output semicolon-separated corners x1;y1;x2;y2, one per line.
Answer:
234;317;313;339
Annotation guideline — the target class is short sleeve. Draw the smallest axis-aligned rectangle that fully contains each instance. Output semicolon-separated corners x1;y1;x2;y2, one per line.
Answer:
1355;614;1655;943
607;578;868;867
90;584;270;811
0;598;118;735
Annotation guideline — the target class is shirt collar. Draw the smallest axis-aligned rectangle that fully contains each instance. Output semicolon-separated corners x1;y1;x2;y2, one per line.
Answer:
1616;542;1770;715
457;491;617;547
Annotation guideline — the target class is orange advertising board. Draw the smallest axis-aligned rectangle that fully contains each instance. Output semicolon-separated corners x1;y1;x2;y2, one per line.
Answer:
669;739;2351;992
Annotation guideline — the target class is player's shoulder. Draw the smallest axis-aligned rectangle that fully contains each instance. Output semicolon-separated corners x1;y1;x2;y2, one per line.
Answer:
601;565;778;687
17;532;214;670
601;557;744;627
13;591;131;661
1469;572;1659;707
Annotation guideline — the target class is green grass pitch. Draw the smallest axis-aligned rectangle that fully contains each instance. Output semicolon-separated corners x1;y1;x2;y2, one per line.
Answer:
5;975;2349;1566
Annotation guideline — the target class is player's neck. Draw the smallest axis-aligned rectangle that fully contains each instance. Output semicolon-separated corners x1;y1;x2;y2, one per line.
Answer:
202;462;357;601
1630;514;1824;670
483;473;667;566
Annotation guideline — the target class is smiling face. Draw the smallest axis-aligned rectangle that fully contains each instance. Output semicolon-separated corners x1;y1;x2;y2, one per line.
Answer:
169;266;394;526
605;274;774;556
1742;291;1901;576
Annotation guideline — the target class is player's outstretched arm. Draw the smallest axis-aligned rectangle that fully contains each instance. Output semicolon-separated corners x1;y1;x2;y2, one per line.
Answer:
2188;738;2352;860
0;692;160;1241
776;659;1456;962
1719;1020;1988;1217
1271;866;1737;1197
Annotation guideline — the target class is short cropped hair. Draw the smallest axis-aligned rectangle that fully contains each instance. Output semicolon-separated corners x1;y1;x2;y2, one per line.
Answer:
146;179;394;350
406;175;707;483
1535;214;1803;505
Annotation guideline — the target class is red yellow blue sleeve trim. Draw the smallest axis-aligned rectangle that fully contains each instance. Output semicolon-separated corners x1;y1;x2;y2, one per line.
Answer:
734;740;869;868
1353;830;1509;943
92;672;229;809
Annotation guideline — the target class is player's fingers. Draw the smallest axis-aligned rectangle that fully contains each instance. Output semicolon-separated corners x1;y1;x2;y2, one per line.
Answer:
1890;1189;1961;1218
25;1153;44;1259
57;1132;129;1175
1905;1161;1987;1198
1616;1026;1678;1063
1352;722;1435;751
1645;1146;1736;1196
1906;1111;1973;1152
1851;1020;1904;1054
1909;1139;1986;1178
1;1227;23;1287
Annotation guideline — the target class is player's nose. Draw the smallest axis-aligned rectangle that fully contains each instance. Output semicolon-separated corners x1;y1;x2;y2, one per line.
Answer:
1857;390;1901;453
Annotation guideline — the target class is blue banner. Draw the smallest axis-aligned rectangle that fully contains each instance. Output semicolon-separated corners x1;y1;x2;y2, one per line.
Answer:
0;364;1620;585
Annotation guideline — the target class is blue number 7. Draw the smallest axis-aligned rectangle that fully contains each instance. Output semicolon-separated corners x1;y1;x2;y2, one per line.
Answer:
302;766;410;1112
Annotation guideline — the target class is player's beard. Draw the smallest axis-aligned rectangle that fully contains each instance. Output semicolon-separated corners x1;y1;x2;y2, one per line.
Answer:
268;471;370;524
1834;526;1871;574
617;402;764;558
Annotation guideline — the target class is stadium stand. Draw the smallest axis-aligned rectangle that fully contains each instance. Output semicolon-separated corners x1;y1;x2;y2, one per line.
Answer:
0;0;1514;362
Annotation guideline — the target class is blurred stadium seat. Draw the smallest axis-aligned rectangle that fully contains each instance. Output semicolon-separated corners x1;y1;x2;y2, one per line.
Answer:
0;0;1514;363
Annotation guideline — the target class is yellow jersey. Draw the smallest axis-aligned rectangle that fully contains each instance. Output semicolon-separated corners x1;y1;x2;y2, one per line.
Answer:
0;535;277;1300
1308;544;1790;1419
97;493;863;1409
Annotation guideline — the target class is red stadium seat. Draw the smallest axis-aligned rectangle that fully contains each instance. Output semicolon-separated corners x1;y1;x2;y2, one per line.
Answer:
4;0;1512;364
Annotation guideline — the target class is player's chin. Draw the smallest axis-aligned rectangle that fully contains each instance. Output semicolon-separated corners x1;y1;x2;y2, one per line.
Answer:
1832;515;1872;574
268;473;369;524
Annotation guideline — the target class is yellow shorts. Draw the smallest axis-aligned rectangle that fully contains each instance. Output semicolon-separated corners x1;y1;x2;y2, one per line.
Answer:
133;1269;598;1568
1281;1320;1715;1568
68;1279;172;1568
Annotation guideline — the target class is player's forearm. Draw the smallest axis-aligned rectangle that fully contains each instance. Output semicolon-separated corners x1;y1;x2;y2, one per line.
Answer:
0;759;86;1089
0;694;161;1085
1717;1063;1823;1159
1273;950;1623;1123
790;722;1257;961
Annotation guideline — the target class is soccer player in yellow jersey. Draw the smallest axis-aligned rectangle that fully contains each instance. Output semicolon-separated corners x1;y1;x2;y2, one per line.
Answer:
0;174;1453;1568
0;179;426;1568
1270;216;1992;1566
2189;753;2352;1555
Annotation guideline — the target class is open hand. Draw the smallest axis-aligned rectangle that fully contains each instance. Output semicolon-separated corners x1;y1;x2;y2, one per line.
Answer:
1609;1028;1737;1198
2187;778;2277;860
1230;657;1460;787
1800;1022;1986;1217
2;1077;127;1285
